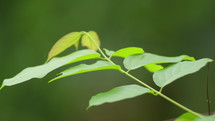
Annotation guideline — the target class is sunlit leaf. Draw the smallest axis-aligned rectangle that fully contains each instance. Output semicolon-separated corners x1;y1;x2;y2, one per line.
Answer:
2;50;100;87
124;53;195;70
153;58;213;87
175;112;198;121
49;61;121;83
82;31;100;50
111;47;144;58
47;32;82;61
88;84;150;109
74;39;79;50
144;63;164;72
195;115;215;121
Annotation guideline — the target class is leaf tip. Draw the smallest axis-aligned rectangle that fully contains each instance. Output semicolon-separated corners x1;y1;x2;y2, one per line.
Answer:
45;58;51;64
208;58;213;62
0;85;5;90
86;106;92;111
183;56;196;61
48;79;56;83
48;72;63;83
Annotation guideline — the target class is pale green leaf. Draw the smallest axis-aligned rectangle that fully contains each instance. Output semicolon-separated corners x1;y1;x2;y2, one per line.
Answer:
175;112;198;121
82;31;100;50
47;32;82;61
144;63;164;72
88;84;150;109
103;48;115;57
124;53;195;70
74;39;79;50
49;61;121;83
153;58;213;87
2;50;100;86
111;47;144;58
195;115;215;121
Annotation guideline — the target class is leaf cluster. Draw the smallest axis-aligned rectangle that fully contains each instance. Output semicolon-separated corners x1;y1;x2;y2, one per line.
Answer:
1;31;214;121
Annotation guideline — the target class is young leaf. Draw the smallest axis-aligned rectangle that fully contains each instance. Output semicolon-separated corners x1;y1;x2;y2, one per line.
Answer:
82;31;100;50
144;63;164;72
2;50;100;86
124;53;195;70
111;47;144;58
195;115;215;121
175;112;198;121
88;84;150;109
49;61;121;83
153;58;213;87
47;32;82;61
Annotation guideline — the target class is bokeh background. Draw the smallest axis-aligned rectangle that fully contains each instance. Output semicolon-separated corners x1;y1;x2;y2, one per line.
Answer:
0;0;215;121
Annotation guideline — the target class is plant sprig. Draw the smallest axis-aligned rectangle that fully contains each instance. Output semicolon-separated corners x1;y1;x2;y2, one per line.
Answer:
1;31;214;121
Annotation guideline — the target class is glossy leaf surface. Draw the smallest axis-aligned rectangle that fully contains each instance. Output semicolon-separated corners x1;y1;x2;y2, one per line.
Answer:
88;84;150;109
47;32;82;61
153;58;213;87
2;50;100;86
124;53;195;70
49;61;121;82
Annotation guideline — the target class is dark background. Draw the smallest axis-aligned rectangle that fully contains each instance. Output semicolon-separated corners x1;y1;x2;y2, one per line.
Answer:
0;0;215;121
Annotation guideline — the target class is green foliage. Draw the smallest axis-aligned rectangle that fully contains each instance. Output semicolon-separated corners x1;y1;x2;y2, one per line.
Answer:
176;113;215;121
196;115;215;121
49;60;121;83
153;58;213;87
81;31;100;50
103;47;144;58
88;84;150;109
176;112;198;121
46;31;101;62
111;47;144;58
144;63;164;72
2;50;100;86
1;31;214;121
103;48;115;56
123;53;195;70
47;32;82;61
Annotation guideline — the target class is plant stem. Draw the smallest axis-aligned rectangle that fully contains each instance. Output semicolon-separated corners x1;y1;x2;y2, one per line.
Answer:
81;31;112;63
206;64;211;115
121;70;203;118
84;31;204;118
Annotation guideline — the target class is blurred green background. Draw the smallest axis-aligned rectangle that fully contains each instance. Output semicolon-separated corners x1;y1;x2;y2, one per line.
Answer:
0;0;215;121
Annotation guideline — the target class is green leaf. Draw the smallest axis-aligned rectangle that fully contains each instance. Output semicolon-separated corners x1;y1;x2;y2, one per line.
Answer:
153;58;213;87
47;32;82;61
82;31;100;50
2;50;100;87
103;48;115;57
123;53;195;70
111;47;144;58
0;85;5;90
49;60;121;83
144;63;164;72
195;115;215;121
175;112;198;121
88;84;150;109
103;47;144;58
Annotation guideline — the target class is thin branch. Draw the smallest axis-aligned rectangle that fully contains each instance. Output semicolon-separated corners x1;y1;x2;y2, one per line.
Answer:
206;63;211;115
